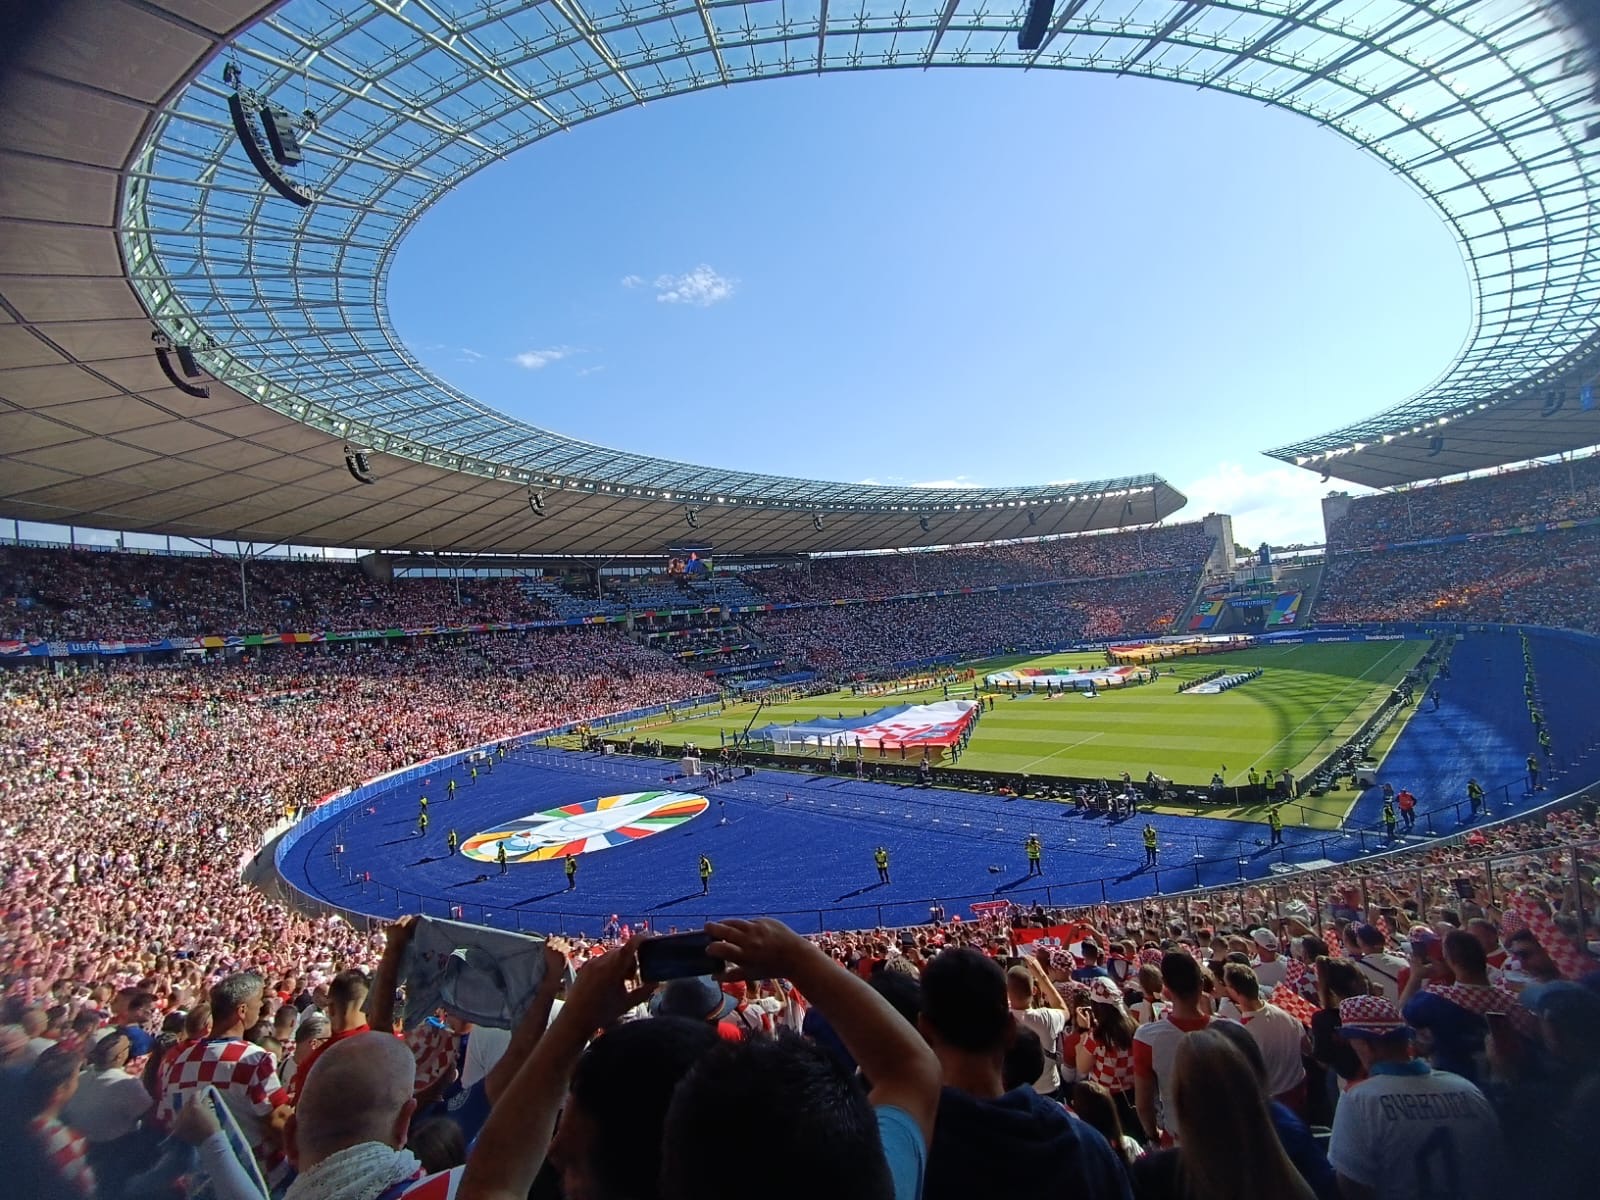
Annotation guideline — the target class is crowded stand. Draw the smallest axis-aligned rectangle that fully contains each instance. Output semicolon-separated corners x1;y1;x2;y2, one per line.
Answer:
741;523;1214;602
1324;454;1600;551
748;571;1200;674
2;640;1593;1200
0;548;557;642
4;522;1599;1199
1314;524;1600;632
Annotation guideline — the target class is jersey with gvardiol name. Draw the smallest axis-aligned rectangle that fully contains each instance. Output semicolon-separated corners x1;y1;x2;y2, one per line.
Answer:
1328;1067;1506;1200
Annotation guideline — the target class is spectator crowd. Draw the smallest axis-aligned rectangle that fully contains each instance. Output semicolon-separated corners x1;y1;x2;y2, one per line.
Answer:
3;497;1600;1199
1316;524;1600;633
743;523;1214;602
1325;454;1600;551
749;572;1201;675
4;779;1593;1199
0;549;560;643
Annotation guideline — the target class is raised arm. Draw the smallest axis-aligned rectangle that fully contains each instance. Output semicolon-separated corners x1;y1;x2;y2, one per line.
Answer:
706;918;941;1145
483;938;569;1107
458;940;649;1200
365;916;416;1033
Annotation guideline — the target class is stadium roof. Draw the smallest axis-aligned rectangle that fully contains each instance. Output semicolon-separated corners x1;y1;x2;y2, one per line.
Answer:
0;2;1596;555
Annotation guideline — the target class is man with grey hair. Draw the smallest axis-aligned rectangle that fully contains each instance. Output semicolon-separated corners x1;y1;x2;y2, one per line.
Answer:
157;973;292;1182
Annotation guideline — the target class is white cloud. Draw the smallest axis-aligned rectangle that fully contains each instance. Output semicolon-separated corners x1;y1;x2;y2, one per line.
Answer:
511;347;574;370
635;264;736;307
1178;460;1362;548
456;347;483;363
577;365;606;377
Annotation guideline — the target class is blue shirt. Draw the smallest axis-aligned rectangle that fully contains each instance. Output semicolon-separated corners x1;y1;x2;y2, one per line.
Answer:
875;1105;926;1200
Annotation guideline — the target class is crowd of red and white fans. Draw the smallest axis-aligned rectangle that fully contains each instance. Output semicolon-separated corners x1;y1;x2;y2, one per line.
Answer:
0;549;560;643
4;502;1600;1199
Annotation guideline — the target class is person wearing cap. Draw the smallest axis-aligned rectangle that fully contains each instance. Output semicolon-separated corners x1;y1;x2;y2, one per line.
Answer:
650;976;746;1041
1327;995;1507;1200
1250;929;1287;989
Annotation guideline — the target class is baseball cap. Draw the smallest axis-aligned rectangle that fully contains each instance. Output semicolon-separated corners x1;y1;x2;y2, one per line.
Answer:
1337;995;1412;1040
1250;929;1280;952
651;976;738;1023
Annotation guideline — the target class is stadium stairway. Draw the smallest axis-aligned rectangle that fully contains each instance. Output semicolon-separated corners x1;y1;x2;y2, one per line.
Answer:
1342;629;1591;834
1290;561;1325;624
1529;629;1600;777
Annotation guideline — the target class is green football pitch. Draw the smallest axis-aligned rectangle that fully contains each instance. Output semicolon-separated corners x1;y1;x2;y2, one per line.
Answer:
653;641;1429;829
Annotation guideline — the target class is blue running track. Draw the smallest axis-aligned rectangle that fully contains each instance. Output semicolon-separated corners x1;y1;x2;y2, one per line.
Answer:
278;630;1600;935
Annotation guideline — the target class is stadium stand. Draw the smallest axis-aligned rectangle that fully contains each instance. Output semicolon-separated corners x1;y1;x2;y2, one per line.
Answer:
742;523;1214;601
0;548;556;641
1323;455;1600;551
1315;515;1600;632
750;571;1201;674
2;631;1593;1195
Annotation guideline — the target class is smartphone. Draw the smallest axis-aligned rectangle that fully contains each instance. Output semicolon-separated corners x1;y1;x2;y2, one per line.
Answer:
1453;878;1476;900
1485;1011;1520;1062
638;932;722;982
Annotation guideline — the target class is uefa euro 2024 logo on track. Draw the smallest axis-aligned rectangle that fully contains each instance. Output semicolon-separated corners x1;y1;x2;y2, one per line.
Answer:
461;790;709;864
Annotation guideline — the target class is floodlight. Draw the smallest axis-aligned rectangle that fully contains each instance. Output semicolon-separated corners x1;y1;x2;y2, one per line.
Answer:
345;445;376;485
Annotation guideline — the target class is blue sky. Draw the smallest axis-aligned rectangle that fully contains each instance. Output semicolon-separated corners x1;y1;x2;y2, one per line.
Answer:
389;68;1471;548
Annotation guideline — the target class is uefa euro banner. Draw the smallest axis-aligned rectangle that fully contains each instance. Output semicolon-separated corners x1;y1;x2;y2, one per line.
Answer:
755;699;978;758
984;665;1153;691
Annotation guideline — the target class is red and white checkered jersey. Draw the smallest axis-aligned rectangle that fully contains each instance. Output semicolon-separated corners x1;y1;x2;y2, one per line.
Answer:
158;1037;289;1171
1083;1033;1136;1092
29;1115;96;1198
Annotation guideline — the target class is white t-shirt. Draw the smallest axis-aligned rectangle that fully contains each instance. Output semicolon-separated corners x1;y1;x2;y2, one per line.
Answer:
63;1067;155;1142
1014;1006;1068;1094
1239;1004;1307;1098
458;1000;564;1090
1133;1013;1231;1132
1252;956;1288;990
1354;953;1410;1003
1328;1064;1506;1200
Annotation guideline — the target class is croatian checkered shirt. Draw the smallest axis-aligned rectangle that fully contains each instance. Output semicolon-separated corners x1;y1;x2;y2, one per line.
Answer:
1082;1033;1136;1092
158;1037;289;1173
29;1116;96;1197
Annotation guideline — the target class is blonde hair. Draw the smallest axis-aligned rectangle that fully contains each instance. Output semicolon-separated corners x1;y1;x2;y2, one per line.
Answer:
1171;1029;1315;1200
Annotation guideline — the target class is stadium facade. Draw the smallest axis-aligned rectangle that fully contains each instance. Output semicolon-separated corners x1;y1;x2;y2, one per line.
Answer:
1;0;1599;559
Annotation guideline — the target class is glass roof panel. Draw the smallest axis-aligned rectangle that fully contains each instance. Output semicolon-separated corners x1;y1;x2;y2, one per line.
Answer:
123;0;1600;496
